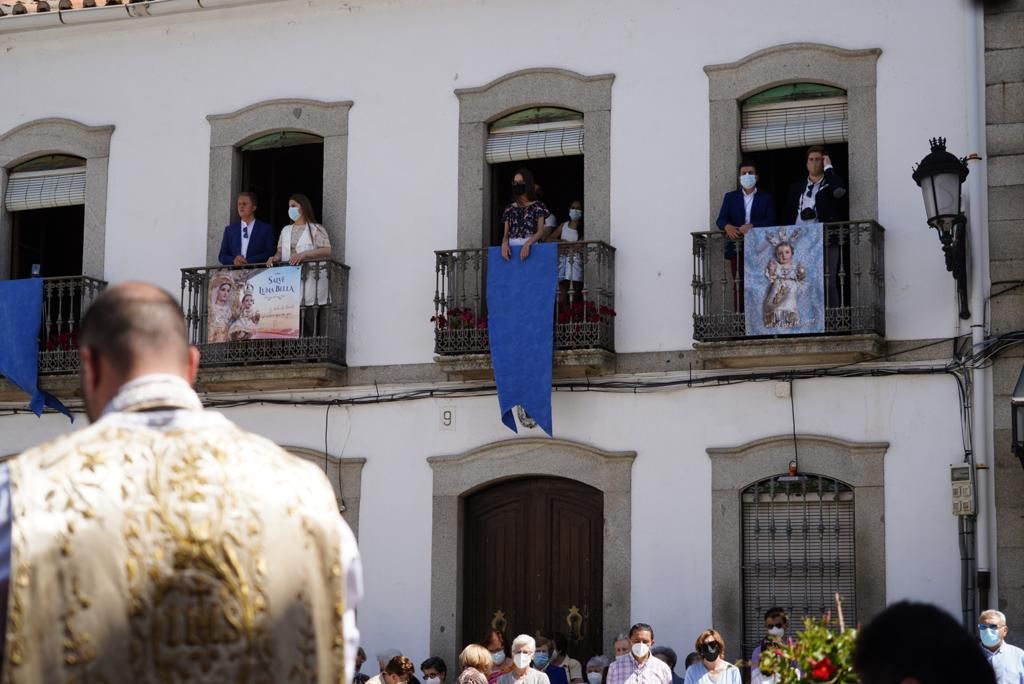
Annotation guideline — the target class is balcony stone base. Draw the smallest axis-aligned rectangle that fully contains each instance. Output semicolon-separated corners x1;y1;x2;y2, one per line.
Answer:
434;349;616;380
0;375;83;404
194;362;348;393
695;333;885;369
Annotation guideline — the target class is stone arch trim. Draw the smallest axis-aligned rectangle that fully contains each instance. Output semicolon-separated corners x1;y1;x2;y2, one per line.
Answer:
282;445;365;537
707;434;888;657
455;69;614;247
703;43;882;225
0;118;114;279
206;99;353;263
428;437;634;668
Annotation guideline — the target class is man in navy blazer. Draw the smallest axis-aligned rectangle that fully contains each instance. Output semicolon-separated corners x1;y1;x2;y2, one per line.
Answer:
218;192;276;266
715;161;777;309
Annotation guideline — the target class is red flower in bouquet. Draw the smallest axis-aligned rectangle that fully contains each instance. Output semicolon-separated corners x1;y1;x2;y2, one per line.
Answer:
809;656;838;681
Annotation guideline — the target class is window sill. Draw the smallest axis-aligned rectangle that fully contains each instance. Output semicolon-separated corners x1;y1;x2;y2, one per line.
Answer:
694;333;885;369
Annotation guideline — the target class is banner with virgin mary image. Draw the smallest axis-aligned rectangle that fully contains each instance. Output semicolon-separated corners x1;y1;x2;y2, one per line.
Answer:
743;224;825;336
206;267;302;342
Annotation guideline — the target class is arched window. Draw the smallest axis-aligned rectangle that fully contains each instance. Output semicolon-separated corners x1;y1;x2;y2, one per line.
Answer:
239;131;325;236
6;154;87;278
484;106;585;246
741;472;856;657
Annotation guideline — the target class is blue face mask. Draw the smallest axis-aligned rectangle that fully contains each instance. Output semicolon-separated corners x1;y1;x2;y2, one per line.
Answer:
568;209;582;221
533;653;550;668
739;173;757;190
980;627;1002;648
288;206;301;222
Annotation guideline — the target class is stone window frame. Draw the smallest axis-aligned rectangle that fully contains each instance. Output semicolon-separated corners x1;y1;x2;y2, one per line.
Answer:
206;99;353;264
427;437;635;667
703;43;882;226
0;118;114;280
283;446;365;537
708;434;888;656
455;68;614;248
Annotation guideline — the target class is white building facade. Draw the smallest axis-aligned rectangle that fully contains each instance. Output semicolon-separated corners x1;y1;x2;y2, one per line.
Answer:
1;0;1020;676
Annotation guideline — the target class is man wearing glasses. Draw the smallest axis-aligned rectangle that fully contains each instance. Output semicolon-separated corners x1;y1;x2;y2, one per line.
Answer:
979;610;1024;683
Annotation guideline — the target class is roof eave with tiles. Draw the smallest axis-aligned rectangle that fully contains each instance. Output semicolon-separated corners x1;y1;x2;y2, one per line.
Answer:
0;0;285;27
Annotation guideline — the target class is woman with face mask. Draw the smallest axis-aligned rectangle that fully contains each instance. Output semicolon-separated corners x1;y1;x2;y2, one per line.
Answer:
584;656;607;684
482;629;515;684
682;630;739;684
499;634;550;684
500;168;549;262
750;607;790;683
266;193;333;335
546;199;584;312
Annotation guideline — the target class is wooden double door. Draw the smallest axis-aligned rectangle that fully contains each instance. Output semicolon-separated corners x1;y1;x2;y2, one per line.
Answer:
463;477;604;663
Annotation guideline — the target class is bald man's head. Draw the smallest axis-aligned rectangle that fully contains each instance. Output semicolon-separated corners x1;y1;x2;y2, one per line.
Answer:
79;283;200;420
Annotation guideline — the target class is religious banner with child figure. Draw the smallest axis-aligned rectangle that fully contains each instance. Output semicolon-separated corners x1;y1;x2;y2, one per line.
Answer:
743;223;825;336
207;266;302;342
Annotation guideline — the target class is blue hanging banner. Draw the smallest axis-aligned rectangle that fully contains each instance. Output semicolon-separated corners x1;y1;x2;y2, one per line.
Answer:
486;243;558;436
0;279;72;420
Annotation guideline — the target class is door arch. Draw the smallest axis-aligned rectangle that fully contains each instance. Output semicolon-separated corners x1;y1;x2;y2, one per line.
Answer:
428;438;635;669
464;476;603;663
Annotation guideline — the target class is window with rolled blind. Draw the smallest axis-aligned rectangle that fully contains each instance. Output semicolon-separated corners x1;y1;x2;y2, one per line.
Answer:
740;473;856;658
486;107;584;164
741;83;849;153
5;155;87;212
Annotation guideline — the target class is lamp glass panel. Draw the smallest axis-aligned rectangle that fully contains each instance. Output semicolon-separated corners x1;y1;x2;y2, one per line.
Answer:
931;172;962;216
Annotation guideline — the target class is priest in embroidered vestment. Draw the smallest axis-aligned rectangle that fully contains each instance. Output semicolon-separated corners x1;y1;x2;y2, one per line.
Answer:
0;282;362;684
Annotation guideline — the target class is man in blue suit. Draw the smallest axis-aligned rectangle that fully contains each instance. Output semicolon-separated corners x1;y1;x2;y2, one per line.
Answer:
715;161;777;309
218;192;276;266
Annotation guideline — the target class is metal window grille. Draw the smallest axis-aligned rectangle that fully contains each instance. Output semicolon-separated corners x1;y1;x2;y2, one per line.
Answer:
741;473;856;659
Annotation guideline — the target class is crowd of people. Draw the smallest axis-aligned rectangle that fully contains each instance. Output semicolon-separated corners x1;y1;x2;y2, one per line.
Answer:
356;607;1024;684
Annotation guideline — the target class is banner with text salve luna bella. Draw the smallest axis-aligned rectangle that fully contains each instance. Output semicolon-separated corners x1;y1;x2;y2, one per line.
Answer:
207;266;302;342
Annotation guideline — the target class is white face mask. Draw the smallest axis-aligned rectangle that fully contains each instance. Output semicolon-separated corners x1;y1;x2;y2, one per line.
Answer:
767;626;785;638
631;642;650;659
492;652;506;666
513;653;532;669
587;673;603;684
424;677;440;684
739;173;757;190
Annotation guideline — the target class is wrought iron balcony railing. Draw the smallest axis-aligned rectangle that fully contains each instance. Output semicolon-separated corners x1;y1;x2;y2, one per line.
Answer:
692;220;885;342
38;275;107;374
181;260;349;366
433;241;616;356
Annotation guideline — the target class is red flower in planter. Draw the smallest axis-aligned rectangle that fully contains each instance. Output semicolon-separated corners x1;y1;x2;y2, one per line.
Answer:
809;656;837;681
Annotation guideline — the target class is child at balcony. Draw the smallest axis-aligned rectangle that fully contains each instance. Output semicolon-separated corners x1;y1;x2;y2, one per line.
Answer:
547;199;584;311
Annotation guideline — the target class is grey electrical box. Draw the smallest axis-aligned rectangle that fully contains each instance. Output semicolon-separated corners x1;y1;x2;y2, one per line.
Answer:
950;464;975;516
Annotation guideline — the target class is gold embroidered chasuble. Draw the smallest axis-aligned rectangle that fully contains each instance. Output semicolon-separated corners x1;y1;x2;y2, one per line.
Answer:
2;375;361;684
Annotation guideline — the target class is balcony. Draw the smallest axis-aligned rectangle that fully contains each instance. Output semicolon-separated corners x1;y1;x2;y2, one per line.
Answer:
433;241;616;377
180;260;349;390
692;221;885;368
0;275;106;403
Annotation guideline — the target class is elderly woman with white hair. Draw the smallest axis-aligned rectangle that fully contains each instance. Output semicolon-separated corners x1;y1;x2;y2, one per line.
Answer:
584;656;608;684
499;634;551;684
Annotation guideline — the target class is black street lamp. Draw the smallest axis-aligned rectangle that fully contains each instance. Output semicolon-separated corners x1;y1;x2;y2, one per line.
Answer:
1013;366;1024;470
912;137;971;319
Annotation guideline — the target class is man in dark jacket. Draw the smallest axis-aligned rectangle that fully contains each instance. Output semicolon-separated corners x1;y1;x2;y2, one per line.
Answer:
786;146;848;306
715;160;777;310
218;191;277;266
